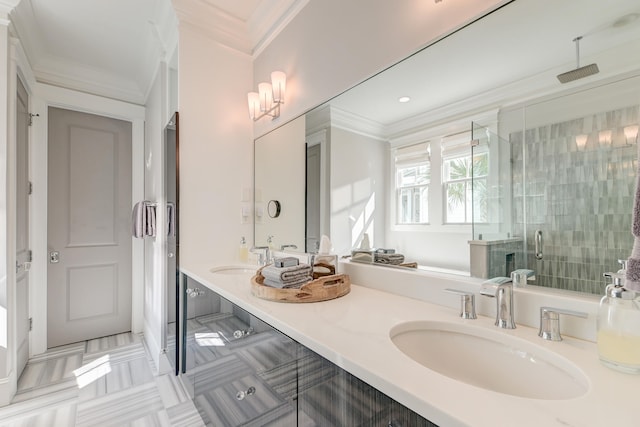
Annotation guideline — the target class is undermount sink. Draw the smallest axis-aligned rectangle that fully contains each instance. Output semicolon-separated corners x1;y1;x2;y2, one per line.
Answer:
210;265;257;275
390;321;589;400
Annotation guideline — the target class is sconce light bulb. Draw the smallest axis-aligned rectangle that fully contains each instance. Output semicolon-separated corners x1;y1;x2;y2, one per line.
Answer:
258;82;273;112
247;92;260;120
271;71;286;104
575;134;588;149
624;125;639;144
598;130;612;146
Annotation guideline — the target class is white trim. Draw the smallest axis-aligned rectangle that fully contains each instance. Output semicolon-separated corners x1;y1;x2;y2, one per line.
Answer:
250;0;310;58
330;106;387;142
305;129;329;241
29;82;145;354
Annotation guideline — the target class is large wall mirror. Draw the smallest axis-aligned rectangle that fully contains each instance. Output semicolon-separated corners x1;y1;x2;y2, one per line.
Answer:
255;0;640;295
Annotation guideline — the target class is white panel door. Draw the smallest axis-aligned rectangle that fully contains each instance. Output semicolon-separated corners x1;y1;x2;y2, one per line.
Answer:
16;79;30;374
47;107;132;348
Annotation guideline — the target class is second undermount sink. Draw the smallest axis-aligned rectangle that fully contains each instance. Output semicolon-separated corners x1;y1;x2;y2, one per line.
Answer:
390;321;589;400
210;265;257;275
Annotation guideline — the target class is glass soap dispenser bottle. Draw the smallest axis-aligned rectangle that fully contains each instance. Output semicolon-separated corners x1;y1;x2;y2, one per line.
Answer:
596;272;640;374
238;237;249;263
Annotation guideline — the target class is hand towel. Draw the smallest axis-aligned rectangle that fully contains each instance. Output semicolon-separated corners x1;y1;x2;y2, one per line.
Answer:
375;253;405;265
146;204;157;237
131;201;145;238
167;202;176;237
261;263;312;284
626;144;640;291
264;276;312;289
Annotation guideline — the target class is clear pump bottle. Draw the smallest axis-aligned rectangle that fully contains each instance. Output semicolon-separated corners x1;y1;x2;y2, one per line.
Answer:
238;237;249;263
596;272;640;374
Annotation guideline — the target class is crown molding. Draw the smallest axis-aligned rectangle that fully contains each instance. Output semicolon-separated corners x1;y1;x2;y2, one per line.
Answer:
330;106;387;141
0;0;19;19
250;0;309;57
172;0;251;54
173;0;307;56
34;54;146;105
304;104;331;136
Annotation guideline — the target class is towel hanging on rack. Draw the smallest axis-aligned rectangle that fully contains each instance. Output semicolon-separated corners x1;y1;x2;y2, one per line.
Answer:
167;202;176;237
131;201;157;238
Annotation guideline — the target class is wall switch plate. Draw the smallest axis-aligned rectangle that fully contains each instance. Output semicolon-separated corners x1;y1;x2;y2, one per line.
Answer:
240;205;251;224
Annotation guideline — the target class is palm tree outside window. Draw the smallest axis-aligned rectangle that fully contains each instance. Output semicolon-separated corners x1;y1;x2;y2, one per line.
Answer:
443;151;488;223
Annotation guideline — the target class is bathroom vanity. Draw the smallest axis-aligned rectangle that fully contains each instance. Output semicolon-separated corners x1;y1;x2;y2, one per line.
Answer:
181;263;639;427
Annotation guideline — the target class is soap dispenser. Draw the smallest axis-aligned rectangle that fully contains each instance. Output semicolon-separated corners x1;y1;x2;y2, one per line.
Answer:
596;272;640;374
238;237;249;263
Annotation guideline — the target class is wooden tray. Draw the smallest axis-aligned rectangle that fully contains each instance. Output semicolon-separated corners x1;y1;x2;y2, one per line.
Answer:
251;270;350;303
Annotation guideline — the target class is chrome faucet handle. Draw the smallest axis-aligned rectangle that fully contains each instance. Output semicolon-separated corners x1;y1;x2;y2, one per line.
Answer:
250;246;271;266
444;288;477;319
538;307;588;341
480;277;516;329
511;269;535;288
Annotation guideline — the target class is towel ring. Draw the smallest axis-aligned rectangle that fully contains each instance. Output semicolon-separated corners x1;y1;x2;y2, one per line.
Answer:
267;200;281;218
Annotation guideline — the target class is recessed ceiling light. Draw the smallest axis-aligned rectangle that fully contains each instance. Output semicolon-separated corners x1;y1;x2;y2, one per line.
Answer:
398;96;411;103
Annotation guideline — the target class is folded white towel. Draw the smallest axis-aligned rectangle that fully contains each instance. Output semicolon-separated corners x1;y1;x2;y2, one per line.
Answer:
264;277;312;289
262;263;312;284
375;253;405;265
167;202;176;237
146;204;156;237
131;201;158;238
132;201;146;238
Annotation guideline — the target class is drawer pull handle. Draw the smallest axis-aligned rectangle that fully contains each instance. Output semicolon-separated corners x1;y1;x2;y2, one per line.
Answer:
236;386;256;400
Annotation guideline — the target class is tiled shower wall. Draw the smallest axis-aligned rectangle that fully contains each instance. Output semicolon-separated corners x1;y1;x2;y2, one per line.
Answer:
510;105;638;294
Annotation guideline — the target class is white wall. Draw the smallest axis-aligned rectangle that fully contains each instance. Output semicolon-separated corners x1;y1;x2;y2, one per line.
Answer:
178;24;254;269
252;0;507;138
254;115;306;251
330;127;387;255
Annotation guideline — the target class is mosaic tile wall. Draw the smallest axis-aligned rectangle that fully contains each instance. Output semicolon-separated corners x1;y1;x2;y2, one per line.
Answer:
509;105;638;294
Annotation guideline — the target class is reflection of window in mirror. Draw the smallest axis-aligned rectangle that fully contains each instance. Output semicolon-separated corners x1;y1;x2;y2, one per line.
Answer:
394;143;430;225
442;134;488;224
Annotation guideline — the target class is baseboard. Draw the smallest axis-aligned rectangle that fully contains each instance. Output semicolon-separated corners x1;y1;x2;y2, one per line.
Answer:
0;369;17;407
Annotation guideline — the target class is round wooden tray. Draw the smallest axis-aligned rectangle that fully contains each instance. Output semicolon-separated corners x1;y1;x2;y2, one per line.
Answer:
251;269;350;303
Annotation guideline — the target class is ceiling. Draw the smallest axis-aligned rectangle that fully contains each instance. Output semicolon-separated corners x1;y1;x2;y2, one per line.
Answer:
10;0;303;104
327;0;640;136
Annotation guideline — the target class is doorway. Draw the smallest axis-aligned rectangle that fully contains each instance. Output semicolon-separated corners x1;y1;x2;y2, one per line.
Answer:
47;107;133;348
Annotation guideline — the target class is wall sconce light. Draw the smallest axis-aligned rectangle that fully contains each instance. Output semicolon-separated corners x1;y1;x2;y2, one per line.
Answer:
575;134;588;150
247;71;286;121
598;130;612;146
624;125;639;145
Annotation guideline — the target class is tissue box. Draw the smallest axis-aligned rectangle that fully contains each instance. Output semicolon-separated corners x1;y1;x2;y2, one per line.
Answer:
313;254;338;278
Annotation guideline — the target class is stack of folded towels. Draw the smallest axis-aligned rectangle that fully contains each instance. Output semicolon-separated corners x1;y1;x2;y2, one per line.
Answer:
374;249;405;265
261;263;313;289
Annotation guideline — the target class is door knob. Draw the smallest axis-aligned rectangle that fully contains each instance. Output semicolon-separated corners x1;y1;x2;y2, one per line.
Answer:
49;251;60;263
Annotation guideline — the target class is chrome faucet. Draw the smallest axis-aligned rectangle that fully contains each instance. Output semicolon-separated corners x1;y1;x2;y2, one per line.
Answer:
280;244;298;251
480;277;516;329
250;246;271;266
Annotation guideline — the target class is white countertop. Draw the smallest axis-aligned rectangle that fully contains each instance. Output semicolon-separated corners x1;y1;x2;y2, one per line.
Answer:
182;263;640;427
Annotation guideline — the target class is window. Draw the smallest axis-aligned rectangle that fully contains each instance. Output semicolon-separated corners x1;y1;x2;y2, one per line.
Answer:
394;143;430;224
443;151;488;223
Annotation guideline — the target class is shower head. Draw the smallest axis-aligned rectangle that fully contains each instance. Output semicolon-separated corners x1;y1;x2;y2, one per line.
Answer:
557;36;599;83
557;63;600;83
